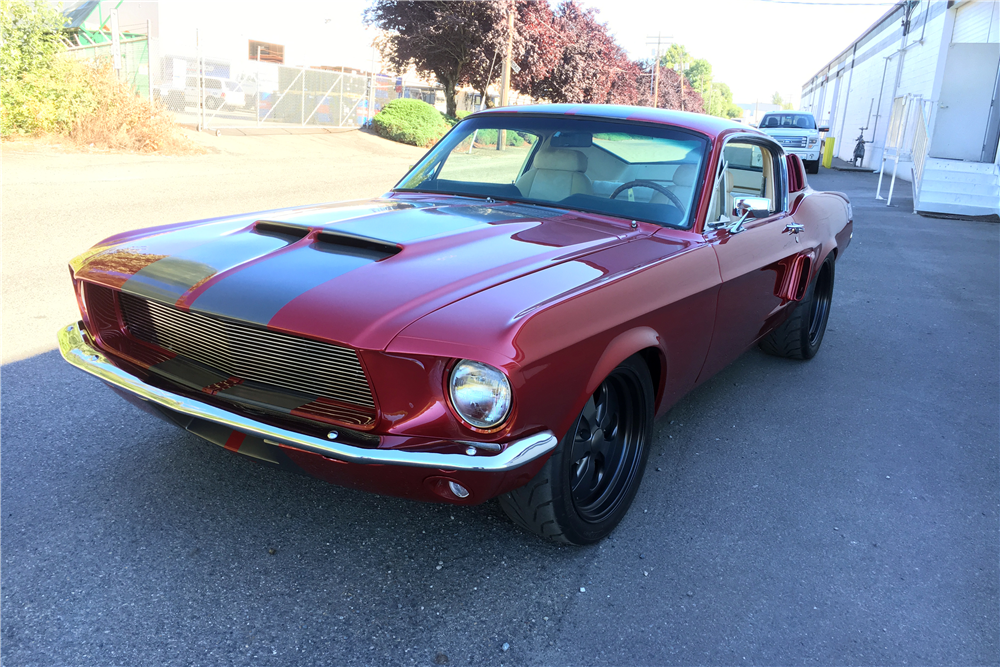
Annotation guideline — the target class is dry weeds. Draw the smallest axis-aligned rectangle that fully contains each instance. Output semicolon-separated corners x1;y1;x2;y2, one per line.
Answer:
68;63;203;155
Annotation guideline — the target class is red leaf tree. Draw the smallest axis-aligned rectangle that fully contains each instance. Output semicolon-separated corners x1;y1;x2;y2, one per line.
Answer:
635;64;706;113
365;1;508;117
512;1;641;106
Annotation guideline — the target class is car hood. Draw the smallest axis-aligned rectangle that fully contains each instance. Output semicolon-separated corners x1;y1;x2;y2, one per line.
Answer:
72;196;641;350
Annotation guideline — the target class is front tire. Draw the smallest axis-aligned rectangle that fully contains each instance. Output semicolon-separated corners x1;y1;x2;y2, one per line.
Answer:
759;255;835;360
806;159;820;174
499;355;654;545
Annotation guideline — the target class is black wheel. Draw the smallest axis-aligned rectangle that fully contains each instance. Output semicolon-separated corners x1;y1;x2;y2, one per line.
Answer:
499;355;653;545
759;254;835;360
806;159;820;174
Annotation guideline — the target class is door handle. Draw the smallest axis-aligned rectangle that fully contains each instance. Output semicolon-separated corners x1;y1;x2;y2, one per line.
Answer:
784;222;804;234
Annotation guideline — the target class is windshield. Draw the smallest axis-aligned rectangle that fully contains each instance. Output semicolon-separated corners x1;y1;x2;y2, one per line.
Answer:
759;113;817;130
395;115;709;229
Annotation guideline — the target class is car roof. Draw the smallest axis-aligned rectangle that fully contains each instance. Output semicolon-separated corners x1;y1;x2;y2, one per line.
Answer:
472;104;761;141
761;111;815;117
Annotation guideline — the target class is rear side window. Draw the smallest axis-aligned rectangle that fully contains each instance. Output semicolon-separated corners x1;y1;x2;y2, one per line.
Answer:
724;144;764;171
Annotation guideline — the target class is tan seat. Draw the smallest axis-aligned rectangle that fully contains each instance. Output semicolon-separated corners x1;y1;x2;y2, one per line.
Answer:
516;149;594;201
650;163;697;207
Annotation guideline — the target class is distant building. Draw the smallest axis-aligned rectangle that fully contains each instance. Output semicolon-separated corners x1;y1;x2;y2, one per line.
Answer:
801;0;999;218
736;102;781;127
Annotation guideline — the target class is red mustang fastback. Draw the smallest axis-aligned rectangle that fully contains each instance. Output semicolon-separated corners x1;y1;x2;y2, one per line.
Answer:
59;105;852;544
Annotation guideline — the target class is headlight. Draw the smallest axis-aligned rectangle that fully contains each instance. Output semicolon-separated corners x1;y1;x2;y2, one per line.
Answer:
808;137;819;147
448;360;512;429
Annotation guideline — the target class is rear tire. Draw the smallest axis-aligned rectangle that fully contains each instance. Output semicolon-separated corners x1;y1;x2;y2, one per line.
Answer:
499;355;653;545
759;255;835;360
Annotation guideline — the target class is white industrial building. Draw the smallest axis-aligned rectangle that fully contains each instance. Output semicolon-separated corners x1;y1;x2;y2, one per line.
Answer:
801;0;999;218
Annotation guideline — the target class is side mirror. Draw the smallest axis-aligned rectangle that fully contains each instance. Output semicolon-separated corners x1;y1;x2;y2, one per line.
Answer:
733;197;771;220
819;125;830;133
722;197;772;234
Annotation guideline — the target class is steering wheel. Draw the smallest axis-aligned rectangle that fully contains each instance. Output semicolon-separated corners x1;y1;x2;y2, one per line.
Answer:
610;179;684;209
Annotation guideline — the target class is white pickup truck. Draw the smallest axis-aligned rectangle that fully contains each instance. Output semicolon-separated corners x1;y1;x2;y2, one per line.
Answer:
757;112;829;174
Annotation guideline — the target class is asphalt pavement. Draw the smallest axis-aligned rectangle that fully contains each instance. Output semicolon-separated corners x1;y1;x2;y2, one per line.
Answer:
2;151;997;665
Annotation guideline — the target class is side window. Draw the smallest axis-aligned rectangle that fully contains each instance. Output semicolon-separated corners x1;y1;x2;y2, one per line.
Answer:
710;141;779;222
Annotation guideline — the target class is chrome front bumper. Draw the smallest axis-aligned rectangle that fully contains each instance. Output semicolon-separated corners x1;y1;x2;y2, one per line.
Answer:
58;322;557;472
788;148;820;161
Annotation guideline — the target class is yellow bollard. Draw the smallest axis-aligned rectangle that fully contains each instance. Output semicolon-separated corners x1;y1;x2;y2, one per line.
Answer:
822;137;836;169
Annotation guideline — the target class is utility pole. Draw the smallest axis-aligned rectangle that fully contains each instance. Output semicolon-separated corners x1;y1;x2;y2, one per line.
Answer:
367;42;377;126
499;2;514;108
645;33;672;109
498;1;515;150
679;54;685;111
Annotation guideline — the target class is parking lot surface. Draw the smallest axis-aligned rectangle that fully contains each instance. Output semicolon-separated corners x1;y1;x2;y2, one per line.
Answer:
2;135;997;666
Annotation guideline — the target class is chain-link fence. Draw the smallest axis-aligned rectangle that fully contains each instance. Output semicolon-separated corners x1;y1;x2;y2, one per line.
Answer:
150;29;416;132
65;36;151;101
65;26;445;132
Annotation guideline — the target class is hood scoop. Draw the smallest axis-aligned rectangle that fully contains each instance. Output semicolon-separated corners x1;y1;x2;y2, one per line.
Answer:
313;231;400;261
253;221;401;261
253;221;310;243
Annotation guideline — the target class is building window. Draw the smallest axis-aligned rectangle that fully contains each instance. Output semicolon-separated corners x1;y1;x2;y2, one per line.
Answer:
248;40;284;63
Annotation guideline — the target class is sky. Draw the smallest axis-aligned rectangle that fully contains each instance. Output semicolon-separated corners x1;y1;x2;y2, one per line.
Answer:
582;0;896;106
156;0;898;107
326;0;897;106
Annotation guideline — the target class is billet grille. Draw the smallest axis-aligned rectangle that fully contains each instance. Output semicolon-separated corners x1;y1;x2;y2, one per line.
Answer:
119;292;375;408
780;137;808;148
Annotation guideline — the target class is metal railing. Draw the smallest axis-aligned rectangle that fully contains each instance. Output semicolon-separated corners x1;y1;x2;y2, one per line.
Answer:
876;94;925;206
911;103;930;201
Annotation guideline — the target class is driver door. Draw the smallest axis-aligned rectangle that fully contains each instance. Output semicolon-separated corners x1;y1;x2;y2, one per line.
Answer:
698;140;805;381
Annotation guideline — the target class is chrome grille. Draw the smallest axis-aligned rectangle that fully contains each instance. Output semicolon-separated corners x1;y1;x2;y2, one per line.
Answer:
119;292;375;408
780;136;807;148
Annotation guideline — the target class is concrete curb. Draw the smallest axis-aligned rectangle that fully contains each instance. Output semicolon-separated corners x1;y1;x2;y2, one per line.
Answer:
178;123;359;137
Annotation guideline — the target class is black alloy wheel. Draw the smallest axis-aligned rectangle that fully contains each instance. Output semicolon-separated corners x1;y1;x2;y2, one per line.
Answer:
570;373;645;523
499;355;654;545
807;261;834;346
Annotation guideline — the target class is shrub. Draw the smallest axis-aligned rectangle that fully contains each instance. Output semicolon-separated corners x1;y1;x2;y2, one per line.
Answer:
1;0;193;152
372;98;448;147
472;128;528;148
0;0;85;136
2;56;97;136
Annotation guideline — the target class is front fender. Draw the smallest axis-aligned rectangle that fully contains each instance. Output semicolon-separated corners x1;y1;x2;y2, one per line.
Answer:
582;326;664;407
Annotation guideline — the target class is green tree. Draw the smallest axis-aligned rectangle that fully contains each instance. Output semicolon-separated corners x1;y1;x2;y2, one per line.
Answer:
685;58;712;91
659;43;689;70
0;0;67;83
771;91;783;106
0;0;97;136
